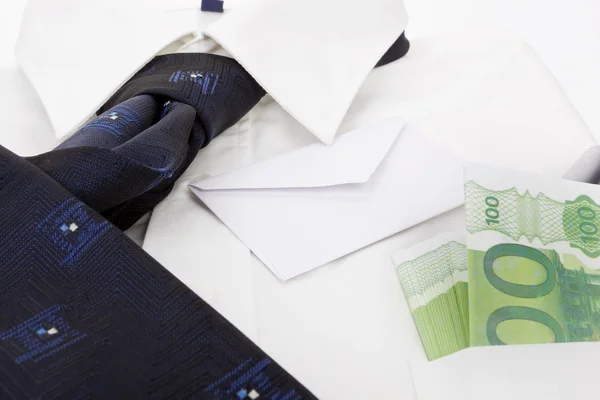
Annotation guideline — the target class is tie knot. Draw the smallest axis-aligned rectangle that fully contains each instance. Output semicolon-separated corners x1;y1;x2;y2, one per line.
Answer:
28;53;266;230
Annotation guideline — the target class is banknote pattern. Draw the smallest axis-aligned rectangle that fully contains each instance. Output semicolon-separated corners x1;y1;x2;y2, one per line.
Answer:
468;243;600;346
394;237;469;360
465;181;600;258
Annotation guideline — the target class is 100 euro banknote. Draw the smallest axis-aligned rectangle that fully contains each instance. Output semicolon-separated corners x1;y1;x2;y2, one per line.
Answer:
466;165;600;348
393;165;600;361
393;233;469;361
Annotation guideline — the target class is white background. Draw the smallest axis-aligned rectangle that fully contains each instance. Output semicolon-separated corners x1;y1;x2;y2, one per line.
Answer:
1;0;600;140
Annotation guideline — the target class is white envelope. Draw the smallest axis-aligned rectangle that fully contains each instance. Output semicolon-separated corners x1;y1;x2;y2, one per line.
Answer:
189;117;465;280
408;342;600;400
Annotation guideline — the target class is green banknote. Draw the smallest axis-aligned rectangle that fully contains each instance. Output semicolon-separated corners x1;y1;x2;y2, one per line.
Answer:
393;234;469;360
466;165;600;348
465;180;600;258
393;165;600;361
468;244;600;346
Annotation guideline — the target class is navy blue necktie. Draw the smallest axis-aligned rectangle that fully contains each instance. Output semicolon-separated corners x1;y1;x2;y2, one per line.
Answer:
0;37;409;398
0;53;316;399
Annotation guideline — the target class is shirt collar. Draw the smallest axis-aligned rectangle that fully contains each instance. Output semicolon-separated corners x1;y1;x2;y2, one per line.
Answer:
16;0;407;144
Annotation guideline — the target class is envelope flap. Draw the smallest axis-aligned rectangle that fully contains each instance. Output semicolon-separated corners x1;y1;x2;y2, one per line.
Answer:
190;117;405;191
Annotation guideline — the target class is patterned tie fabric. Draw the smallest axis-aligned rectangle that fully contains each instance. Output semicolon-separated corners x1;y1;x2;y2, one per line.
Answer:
0;53;317;399
0;35;410;398
29;53;263;231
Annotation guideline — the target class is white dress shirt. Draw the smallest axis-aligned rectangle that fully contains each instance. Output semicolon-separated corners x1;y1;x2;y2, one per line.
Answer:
13;2;598;399
16;0;408;144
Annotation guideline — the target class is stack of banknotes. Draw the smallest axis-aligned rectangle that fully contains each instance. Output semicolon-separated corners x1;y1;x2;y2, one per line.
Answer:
393;164;600;361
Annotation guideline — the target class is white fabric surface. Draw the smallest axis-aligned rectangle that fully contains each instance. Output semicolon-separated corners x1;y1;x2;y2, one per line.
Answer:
140;33;596;399
0;67;56;155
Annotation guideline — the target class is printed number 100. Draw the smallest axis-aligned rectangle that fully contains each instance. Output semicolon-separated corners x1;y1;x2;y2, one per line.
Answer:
485;196;500;225
578;206;600;245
